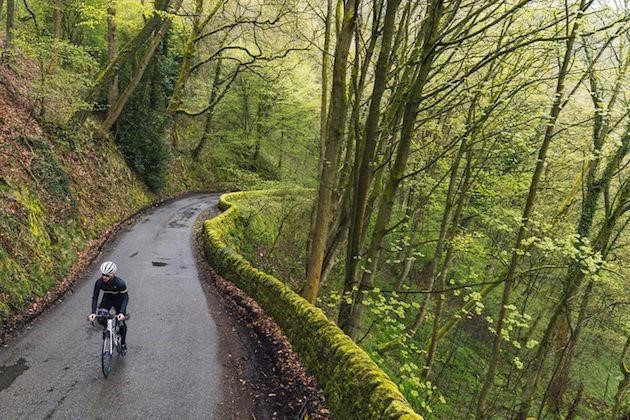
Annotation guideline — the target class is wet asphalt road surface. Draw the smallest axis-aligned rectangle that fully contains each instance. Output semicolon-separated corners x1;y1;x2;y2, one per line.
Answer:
0;193;226;419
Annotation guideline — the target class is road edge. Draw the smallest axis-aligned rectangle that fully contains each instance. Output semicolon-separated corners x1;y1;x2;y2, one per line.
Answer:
0;190;218;346
193;205;331;419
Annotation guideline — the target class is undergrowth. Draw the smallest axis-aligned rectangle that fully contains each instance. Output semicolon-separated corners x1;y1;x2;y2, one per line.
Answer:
220;191;626;419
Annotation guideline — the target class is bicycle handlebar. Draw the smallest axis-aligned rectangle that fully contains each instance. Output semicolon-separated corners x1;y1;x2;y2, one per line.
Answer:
94;313;130;320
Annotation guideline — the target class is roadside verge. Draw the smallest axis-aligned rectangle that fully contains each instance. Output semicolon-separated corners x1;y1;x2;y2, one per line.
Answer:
203;190;423;419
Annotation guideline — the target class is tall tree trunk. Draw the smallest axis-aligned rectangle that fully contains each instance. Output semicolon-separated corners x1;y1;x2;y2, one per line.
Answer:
302;0;358;304
47;0;62;74
240;78;251;143
319;0;334;172
394;185;415;266
98;4;181;136
395;193;424;291
192;56;223;159
337;0;402;329
343;0;445;339
253;97;266;162
334;3;380;245
73;0;176;128
476;3;588;417
106;2;118;109
52;2;62;40
6;0;14;47
308;0;336;261
320;216;348;287
335;0;343;38
149;32;167;109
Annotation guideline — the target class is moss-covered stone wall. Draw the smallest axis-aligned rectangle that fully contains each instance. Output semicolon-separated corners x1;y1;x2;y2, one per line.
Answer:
204;190;423;419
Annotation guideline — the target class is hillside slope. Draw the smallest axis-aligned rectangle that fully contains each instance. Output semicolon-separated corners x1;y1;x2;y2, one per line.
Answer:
0;59;190;332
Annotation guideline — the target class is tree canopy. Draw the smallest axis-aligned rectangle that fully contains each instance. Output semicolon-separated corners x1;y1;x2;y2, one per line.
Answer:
0;0;628;417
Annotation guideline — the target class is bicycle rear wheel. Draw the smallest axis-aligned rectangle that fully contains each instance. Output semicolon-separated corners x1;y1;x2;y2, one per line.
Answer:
102;331;113;377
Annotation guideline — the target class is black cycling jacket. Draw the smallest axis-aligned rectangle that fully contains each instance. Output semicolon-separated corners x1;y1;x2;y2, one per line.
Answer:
91;276;129;314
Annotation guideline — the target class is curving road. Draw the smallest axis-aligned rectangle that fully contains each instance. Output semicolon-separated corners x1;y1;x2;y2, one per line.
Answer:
0;193;230;419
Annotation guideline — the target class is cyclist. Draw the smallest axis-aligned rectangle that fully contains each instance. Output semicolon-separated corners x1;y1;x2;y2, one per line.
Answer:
88;261;129;354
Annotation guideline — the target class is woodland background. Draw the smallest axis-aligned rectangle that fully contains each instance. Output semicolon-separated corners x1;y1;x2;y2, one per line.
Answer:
0;0;628;418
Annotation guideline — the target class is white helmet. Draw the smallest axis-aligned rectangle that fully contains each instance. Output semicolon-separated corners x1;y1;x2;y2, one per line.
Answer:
100;261;117;275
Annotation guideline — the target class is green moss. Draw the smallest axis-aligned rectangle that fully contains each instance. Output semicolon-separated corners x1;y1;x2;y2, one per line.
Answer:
1;129;157;329
203;190;423;420
21;135;77;213
0;188;66;322
0;247;32;319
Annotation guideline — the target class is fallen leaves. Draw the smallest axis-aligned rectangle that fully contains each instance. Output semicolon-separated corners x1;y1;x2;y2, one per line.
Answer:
206;267;331;420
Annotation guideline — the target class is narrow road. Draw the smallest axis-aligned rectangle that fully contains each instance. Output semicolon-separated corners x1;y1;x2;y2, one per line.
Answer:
0;193;229;418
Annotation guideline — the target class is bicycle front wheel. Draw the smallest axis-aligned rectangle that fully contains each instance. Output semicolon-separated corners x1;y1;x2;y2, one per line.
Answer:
102;331;113;377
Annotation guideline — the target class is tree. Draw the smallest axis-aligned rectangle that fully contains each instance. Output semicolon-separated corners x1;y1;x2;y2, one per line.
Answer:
337;0;402;329
98;0;184;136
477;3;593;416
302;0;358;304
107;0;118;109
73;0;181;129
518;20;629;418
6;0;15;47
165;0;223;116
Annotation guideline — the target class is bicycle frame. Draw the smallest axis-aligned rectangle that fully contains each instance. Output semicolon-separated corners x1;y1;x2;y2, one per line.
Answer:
95;313;123;377
106;318;116;354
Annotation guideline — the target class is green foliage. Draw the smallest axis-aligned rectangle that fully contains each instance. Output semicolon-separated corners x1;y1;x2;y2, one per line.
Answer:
218;181;628;418
217;190;311;286
0;187;57;319
205;191;422;419
12;27;98;124
116;46;172;192
213;142;281;185
0;247;32;319
21;135;77;214
177;57;319;186
217;167;267;191
116;108;170;192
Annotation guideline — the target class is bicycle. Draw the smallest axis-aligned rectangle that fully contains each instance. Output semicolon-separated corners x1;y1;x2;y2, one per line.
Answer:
92;308;127;377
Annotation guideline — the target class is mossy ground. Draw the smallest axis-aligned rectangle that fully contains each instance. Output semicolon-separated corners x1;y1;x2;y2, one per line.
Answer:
0;127;151;324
